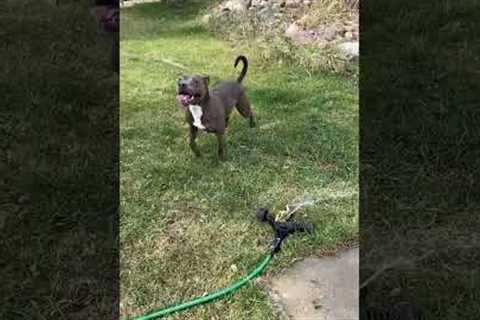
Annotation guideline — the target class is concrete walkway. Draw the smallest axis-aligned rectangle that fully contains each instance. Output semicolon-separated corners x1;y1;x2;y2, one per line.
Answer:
267;248;359;320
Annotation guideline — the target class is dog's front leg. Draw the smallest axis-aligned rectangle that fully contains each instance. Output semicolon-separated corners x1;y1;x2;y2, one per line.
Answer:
189;125;201;157
216;133;226;161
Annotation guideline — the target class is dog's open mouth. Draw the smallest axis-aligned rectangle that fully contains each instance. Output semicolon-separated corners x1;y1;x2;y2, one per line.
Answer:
176;90;202;107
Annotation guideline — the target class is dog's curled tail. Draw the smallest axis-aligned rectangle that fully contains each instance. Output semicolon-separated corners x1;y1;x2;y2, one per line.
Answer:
234;55;248;83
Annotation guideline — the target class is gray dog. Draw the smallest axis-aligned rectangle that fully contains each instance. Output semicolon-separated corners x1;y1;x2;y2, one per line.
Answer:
176;56;255;161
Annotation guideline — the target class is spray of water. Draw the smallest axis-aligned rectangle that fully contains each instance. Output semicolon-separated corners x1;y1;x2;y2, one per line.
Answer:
276;195;318;221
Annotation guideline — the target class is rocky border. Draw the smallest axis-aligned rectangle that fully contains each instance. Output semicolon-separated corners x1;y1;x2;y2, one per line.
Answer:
209;0;359;60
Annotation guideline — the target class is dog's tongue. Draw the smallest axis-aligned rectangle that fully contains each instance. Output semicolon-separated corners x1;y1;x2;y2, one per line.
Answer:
176;94;194;107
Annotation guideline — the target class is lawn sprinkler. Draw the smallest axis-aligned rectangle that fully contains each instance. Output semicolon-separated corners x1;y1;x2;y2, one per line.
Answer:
256;208;314;254
133;205;315;320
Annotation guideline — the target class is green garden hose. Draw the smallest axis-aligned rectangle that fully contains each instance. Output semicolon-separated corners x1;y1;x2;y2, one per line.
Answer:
133;253;273;320
132;207;314;320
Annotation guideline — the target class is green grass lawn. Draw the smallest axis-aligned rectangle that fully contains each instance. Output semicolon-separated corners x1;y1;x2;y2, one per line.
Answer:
120;1;358;319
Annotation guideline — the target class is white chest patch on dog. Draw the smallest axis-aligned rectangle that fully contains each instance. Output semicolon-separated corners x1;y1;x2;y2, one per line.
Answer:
188;105;206;129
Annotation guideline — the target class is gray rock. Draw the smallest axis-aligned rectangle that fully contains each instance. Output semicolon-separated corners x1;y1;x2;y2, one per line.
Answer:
323;26;338;41
258;4;282;21
285;22;301;37
201;14;212;24
285;23;315;45
251;0;264;7
337;41;359;60
285;0;302;8
222;0;252;12
272;2;281;9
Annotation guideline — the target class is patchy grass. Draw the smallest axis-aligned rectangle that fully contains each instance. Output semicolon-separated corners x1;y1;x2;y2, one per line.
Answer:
120;1;357;319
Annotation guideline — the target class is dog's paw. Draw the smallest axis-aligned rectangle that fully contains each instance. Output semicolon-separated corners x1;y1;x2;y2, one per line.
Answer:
218;153;227;162
249;116;256;128
191;149;201;158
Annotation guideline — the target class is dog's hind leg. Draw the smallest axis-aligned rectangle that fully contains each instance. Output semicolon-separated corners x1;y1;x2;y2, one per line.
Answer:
216;133;226;161
235;93;255;128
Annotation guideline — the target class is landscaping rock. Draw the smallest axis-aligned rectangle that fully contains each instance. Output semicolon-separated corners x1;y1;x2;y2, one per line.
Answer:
338;41;359;60
272;2;282;10
210;0;359;65
251;0;267;8
221;0;252;12
285;22;301;36
258;5;282;23
285;0;302;8
284;23;313;45
201;13;212;24
323;25;339;41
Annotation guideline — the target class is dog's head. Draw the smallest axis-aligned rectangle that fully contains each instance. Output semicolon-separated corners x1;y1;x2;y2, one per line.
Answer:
176;75;209;110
